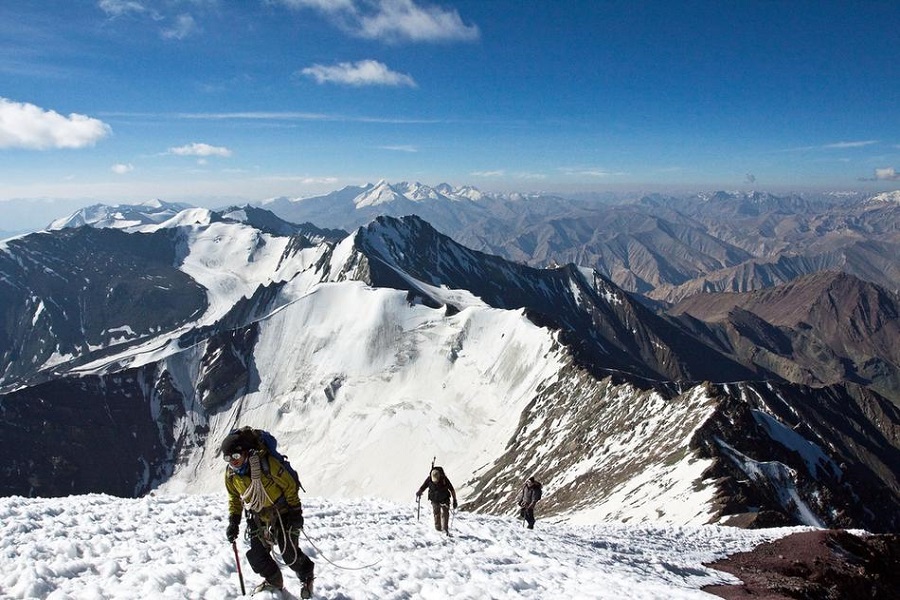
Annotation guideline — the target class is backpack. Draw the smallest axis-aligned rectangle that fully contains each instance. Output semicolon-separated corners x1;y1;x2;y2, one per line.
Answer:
230;426;305;491
532;481;543;502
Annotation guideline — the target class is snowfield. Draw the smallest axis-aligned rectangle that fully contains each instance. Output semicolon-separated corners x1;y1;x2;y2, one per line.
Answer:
0;493;798;600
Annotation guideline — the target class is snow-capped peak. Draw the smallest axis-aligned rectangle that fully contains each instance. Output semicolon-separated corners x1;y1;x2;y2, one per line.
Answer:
354;180;406;208
352;181;486;208
48;200;195;231
870;190;900;204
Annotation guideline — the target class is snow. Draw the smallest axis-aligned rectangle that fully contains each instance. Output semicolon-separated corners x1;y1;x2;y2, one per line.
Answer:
870;190;900;204
750;410;838;480
354;181;402;208
160;281;567;506
716;439;826;528
554;386;719;525
0;492;797;600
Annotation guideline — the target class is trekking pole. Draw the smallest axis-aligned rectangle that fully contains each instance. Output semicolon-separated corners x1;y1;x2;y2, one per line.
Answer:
416;495;421;521
232;541;246;596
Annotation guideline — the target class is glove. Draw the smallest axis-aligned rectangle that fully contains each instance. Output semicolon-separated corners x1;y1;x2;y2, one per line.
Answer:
226;513;241;542
415;491;422;499
285;506;304;530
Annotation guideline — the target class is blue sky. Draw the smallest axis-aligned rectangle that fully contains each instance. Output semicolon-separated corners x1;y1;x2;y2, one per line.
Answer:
1;0;899;223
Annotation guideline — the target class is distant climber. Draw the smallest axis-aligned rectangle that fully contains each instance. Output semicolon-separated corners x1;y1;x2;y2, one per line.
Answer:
222;427;315;598
516;476;543;529
416;465;458;535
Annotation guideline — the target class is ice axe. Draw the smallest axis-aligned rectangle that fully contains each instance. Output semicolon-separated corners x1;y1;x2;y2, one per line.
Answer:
232;540;246;595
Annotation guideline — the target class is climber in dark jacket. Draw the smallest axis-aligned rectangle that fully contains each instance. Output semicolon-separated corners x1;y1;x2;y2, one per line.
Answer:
516;476;543;529
416;466;458;534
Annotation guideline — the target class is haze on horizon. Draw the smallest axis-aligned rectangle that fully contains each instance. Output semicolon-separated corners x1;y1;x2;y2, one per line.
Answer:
1;1;899;231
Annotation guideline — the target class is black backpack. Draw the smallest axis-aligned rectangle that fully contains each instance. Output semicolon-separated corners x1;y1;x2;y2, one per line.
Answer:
228;426;304;491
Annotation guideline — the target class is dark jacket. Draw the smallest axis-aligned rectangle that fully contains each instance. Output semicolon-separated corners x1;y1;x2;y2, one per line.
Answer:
417;467;457;505
516;479;542;508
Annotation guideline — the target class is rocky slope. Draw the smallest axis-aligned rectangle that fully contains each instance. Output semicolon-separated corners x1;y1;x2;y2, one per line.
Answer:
703;529;900;599
669;271;900;404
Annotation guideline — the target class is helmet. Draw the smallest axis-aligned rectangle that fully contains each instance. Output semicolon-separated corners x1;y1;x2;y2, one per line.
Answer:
220;430;256;456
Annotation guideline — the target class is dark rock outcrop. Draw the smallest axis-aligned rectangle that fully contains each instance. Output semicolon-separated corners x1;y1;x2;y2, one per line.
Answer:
703;529;900;600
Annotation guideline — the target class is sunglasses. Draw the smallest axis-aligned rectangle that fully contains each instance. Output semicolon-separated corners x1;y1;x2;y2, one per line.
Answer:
223;452;245;462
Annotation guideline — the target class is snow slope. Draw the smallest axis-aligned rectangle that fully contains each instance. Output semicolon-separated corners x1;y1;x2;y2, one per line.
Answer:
0;493;797;600
159;279;567;506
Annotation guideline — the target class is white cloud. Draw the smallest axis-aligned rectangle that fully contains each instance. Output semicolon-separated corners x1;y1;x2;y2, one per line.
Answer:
559;167;625;178
168;142;232;157
98;2;200;40
780;140;880;153
301;60;417;87
97;0;148;17
358;0;479;43
260;175;341;185
111;163;134;174
875;167;900;181
162;14;198;40
104;110;442;124
276;0;356;13
379;145;418;152
565;169;612;177
824;140;878;149
471;170;505;177
276;0;479;43
0;97;112;150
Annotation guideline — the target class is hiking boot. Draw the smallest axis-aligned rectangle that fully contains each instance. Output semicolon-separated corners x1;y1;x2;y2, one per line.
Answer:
300;576;314;599
253;571;284;595
252;581;284;595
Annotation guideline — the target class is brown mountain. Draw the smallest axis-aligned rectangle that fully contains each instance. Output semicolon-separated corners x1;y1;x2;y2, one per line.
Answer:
669;271;900;403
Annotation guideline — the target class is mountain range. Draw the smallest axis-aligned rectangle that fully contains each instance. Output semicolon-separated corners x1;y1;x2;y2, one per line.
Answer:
262;183;900;304
2;193;898;535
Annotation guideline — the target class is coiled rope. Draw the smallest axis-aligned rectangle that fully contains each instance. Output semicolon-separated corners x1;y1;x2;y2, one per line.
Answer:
240;453;272;513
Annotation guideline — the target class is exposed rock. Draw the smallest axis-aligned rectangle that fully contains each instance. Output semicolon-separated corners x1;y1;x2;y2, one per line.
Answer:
703;529;900;600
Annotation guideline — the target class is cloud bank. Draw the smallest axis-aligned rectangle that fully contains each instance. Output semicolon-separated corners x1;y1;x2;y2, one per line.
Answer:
301;60;417;87
0;97;111;150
